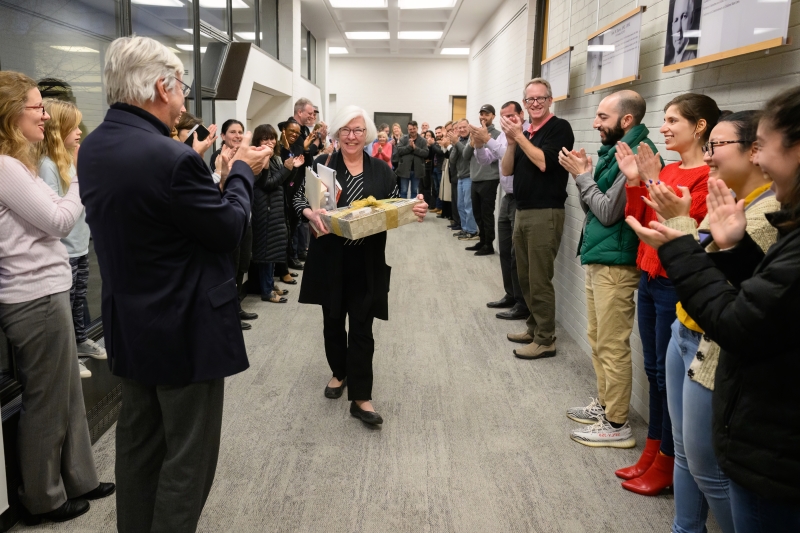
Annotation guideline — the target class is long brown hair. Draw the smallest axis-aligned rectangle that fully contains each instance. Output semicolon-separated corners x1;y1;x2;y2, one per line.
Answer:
0;71;39;171
34;99;82;192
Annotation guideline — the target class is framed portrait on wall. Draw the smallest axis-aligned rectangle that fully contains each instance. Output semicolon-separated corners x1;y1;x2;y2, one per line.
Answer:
664;0;702;66
584;7;645;94
541;47;573;101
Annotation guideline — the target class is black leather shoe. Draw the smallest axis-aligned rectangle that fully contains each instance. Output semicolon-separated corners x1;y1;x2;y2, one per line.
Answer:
324;377;347;399
24;499;90;525
298;252;308;261
475;246;495;256
79;482;116;500
240;321;251;330
288;259;304;270
496;306;530;320
350;402;383;425
239;310;258;321
487;296;515;309
436;214;447;219
465;243;482;251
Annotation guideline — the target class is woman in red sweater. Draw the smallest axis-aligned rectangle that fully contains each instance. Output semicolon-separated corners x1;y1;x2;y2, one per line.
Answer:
372;131;393;164
613;93;721;496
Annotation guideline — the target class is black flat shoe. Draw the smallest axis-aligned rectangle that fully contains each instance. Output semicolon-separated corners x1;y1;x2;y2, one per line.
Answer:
239;310;258;320
24;499;90;525
350;401;383;425
279;278;298;285
474;246;495;256
288;259;304;270
496;306;530;320
298;252;308;261
79;482;116;500
290;272;299;277
465;243;482;251
487;296;515;309
240;321;252;330
324;377;347;399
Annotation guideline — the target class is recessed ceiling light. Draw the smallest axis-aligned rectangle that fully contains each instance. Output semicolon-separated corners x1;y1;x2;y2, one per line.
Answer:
329;47;349;54
399;0;456;8
50;46;99;53
331;0;386;7
440;47;469;55
235;32;258;40
131;0;184;6
398;31;443;40
345;32;390;40
190;0;249;8
176;44;208;52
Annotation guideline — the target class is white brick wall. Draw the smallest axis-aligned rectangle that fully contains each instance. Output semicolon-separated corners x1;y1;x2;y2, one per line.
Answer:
469;0;800;420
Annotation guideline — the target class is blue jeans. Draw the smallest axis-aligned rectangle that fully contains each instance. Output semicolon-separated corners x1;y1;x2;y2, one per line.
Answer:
399;171;420;199
637;273;678;456
729;479;800;532
666;320;734;533
258;263;275;298
457;177;477;234
432;167;442;208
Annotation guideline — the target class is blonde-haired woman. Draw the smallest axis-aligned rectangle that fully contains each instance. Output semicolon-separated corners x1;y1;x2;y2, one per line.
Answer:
0;72;113;524
36;99;107;378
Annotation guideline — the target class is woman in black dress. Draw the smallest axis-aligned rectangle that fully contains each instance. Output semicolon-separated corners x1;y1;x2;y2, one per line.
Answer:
293;106;427;426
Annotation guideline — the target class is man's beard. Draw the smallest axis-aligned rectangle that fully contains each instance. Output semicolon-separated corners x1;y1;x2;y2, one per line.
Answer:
600;119;625;146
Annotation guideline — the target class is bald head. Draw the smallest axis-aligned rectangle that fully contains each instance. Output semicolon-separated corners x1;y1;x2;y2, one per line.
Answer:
610;90;646;126
594;90;646;145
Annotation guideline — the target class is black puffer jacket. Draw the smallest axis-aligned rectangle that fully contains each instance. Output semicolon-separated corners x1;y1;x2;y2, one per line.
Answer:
658;216;800;504
251;156;291;263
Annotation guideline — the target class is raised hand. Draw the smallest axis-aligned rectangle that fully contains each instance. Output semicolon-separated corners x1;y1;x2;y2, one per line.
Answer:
192;124;218;157
625;216;686;250
642;183;692;220
706;176;746;249
614;142;640;185
634;143;662;184
231;132;269;175
217;145;235;186
500;115;523;144
558;147;592;177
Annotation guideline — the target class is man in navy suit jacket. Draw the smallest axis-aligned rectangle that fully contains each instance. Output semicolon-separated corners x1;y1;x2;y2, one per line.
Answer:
78;36;269;533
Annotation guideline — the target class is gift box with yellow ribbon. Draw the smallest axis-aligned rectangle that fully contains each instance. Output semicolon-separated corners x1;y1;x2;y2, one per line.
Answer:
320;196;421;240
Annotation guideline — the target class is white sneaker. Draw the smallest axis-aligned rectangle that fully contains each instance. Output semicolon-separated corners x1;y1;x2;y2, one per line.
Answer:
77;339;107;360
570;416;636;448
78;360;92;379
566;397;605;424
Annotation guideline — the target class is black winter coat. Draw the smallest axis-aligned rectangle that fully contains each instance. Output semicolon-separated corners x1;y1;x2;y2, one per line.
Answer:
252;156;292;263
658;218;800;504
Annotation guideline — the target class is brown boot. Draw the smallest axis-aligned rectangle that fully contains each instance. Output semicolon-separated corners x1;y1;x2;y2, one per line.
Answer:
514;338;556;359
507;331;533;344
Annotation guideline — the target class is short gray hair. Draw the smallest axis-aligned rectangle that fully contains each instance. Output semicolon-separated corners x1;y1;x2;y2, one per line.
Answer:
104;35;184;106
329;105;377;144
524;78;552;98
294;98;313;115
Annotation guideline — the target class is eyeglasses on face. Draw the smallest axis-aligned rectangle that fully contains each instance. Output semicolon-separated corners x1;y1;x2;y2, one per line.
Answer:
167;76;192;97
523;96;551;106
25;104;46;116
340;127;366;138
702;140;748;155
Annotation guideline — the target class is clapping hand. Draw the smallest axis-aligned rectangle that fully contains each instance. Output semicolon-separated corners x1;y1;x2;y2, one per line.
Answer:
642;182;692;220
625;216;686;250
706;177;746;249
284;153;304;170
634;143;662;184
192;124;218;157
614;142;640;185
231;132;270;175
559;147;592;177
469;125;490;147
500;114;523;144
448;130;459;145
412;194;427;222
217;144;235;186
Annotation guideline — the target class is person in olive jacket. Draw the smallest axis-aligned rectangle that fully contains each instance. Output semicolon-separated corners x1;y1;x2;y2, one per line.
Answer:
626;86;800;532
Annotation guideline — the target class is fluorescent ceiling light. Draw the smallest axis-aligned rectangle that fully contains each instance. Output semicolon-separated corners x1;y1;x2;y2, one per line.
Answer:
345;32;390;39
176;44;208;52
399;0;456;8
329;47;349;54
192;0;249;8
235;32;258;40
50;46;99;53
330;0;387;7
398;31;442;40
587;45;615;52
131;0;184;6
441;47;469;55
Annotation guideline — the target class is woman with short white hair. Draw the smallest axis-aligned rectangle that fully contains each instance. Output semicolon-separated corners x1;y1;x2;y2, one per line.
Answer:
293;105;427;426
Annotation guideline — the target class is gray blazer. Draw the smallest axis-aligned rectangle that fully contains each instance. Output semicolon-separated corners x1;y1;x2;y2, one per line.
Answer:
393;134;429;178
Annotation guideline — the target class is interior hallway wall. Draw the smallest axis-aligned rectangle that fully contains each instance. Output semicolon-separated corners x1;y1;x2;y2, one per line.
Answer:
328;57;469;128
468;0;800;420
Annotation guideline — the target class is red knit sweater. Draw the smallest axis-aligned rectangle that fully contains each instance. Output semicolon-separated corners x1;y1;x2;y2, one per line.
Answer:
625;162;709;278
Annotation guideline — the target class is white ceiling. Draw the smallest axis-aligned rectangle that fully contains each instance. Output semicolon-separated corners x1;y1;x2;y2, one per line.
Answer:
300;0;505;58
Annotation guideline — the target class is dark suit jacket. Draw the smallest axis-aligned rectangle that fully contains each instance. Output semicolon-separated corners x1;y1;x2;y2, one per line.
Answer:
78;104;254;386
392;134;429;178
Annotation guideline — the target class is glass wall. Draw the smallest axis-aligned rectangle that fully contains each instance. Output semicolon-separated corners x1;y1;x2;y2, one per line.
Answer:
300;23;316;84
233;0;257;44
300;23;309;81
259;0;279;58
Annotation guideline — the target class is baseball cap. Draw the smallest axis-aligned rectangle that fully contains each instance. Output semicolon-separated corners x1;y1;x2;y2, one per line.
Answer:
479;104;495;114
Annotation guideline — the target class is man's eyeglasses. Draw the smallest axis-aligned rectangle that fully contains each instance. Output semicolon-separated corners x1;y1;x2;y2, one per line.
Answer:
340;127;366;138
702;140;748;156
25;104;46;116
523;96;551;106
168;76;192;97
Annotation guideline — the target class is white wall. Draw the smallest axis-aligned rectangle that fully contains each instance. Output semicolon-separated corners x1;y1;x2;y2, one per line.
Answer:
328;57;469;128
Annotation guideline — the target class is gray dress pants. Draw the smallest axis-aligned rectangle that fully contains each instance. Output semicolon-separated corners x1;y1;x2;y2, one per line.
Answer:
498;194;525;307
0;291;98;514
116;377;224;533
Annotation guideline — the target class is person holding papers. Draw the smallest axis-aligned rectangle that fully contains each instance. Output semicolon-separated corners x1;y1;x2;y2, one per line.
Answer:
293;105;427;427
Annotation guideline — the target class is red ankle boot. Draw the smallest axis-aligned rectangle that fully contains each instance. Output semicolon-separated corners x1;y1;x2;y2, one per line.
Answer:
615;438;660;480
621;452;674;496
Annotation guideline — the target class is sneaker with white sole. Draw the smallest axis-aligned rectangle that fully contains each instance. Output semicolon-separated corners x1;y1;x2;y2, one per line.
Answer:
77;339;107;360
78;360;92;379
570;416;636;448
458;232;479;241
567;397;605;424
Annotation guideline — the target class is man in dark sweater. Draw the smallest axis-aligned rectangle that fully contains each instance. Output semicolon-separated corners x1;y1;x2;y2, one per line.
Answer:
501;78;574;360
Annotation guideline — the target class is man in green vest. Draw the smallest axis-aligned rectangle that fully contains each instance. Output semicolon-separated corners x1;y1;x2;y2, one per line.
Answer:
558;90;656;448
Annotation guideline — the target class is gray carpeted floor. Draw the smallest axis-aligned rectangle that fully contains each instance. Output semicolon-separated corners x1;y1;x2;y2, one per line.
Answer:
13;213;722;532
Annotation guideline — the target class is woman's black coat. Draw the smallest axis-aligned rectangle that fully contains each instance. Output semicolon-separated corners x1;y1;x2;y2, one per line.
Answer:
298;151;397;321
251;156;291;263
658;216;800;504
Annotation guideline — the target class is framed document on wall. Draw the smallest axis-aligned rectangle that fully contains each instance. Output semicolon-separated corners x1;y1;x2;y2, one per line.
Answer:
584;7;645;94
662;0;792;72
541;47;573;102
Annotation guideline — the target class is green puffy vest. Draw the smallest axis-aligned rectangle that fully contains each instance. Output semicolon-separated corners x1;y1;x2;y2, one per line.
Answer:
580;124;656;266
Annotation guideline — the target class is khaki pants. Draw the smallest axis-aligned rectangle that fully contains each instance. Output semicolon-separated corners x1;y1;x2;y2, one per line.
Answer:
513;208;565;345
585;264;640;424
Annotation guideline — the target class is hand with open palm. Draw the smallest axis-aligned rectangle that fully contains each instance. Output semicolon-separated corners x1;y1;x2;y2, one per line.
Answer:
706;177;746;250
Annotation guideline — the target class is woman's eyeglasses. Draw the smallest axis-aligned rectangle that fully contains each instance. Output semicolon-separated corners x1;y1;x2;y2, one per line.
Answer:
25;105;46;116
702;140;749;156
340;127;366;138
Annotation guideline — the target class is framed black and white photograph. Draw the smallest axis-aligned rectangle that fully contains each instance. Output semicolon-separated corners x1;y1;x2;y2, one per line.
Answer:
664;0;702;67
